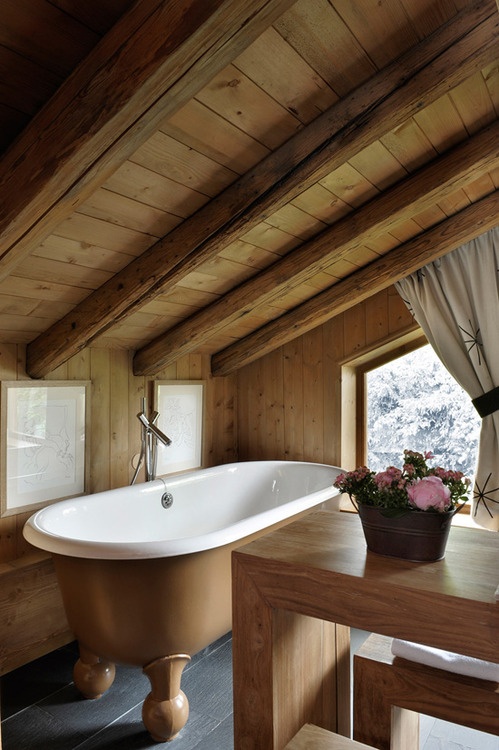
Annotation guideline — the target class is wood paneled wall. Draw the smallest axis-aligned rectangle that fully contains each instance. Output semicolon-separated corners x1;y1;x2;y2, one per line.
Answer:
236;286;419;466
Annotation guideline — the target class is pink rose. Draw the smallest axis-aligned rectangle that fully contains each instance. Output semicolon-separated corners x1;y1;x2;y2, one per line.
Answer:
407;476;451;512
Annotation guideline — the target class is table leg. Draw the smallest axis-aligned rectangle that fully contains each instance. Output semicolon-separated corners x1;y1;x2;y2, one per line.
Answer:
353;643;419;750
232;555;344;749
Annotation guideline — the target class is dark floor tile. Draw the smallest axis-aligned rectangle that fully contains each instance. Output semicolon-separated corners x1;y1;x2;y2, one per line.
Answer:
34;666;147;737
73;636;233;749
182;638;232;724
1;641;79;719
73;703;219;750
1;704;88;750
192;714;234;750
185;630;232;671
1;633;234;750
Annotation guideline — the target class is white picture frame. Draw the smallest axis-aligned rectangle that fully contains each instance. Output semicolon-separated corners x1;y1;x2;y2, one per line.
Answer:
1;381;90;516
153;381;204;475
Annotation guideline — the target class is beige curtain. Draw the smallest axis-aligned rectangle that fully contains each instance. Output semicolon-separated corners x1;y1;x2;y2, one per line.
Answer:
396;227;499;531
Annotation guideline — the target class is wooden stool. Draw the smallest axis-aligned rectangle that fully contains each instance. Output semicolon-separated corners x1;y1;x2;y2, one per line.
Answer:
285;724;375;749
353;633;499;750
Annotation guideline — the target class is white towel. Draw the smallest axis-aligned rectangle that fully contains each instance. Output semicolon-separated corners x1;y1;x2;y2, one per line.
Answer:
391;638;499;682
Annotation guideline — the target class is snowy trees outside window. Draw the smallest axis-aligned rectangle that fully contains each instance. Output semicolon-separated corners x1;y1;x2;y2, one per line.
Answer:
367;345;481;483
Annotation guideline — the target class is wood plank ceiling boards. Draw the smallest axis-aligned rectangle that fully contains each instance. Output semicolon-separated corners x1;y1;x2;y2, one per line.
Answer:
0;0;496;378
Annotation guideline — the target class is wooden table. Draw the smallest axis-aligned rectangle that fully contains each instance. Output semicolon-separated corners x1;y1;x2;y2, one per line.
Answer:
232;510;499;749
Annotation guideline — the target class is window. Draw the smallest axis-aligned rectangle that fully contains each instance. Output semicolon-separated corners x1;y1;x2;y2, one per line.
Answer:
366;344;481;486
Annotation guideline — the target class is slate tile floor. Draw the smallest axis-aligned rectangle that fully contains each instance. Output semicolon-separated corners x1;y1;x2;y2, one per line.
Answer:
1;634;233;750
1;630;497;749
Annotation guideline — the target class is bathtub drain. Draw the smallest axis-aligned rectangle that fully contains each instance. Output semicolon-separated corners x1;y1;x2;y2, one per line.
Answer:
161;491;174;509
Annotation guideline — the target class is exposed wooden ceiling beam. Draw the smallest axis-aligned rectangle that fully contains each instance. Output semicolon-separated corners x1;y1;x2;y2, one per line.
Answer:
133;122;499;374
0;0;298;275
25;2;498;378
211;191;499;376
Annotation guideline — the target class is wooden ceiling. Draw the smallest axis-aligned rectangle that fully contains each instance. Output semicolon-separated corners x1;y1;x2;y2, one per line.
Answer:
0;0;498;379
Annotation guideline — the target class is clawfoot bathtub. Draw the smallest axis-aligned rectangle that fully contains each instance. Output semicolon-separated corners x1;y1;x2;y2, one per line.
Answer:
24;460;342;742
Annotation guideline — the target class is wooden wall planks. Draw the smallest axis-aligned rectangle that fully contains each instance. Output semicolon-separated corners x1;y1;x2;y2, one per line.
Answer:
0;554;72;675
236;286;419;466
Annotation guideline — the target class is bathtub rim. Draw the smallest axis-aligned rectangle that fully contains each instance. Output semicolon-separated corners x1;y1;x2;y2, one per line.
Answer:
23;460;342;560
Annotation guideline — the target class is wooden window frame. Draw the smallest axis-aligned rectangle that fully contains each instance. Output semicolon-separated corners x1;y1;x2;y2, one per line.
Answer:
340;331;426;472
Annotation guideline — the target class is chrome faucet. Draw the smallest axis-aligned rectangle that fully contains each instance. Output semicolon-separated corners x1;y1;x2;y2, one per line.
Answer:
131;399;172;483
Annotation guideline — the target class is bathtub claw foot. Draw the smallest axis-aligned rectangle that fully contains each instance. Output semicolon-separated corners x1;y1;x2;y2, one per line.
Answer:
142;654;191;741
73;644;116;699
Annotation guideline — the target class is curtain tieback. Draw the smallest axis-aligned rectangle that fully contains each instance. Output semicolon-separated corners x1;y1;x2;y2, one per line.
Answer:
472;386;499;418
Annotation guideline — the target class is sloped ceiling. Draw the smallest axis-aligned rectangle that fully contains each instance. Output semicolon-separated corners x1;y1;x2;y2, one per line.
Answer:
0;0;497;379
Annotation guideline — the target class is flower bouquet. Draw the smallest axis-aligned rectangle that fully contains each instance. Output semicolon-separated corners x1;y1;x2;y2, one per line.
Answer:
334;450;470;561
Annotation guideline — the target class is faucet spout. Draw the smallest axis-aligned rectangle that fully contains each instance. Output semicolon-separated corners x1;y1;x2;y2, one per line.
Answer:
148;422;172;447
137;411;172;447
132;404;172;483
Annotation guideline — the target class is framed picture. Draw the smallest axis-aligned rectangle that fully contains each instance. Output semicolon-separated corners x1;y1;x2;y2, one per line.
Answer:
153;381;204;475
1;381;90;516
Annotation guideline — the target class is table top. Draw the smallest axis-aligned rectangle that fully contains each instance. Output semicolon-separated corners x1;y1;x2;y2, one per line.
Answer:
233;510;499;662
